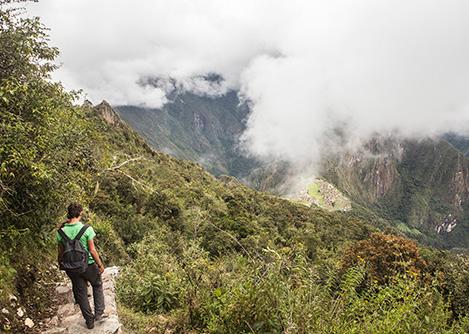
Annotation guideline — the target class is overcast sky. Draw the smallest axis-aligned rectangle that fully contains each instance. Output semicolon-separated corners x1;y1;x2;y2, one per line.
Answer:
30;0;469;163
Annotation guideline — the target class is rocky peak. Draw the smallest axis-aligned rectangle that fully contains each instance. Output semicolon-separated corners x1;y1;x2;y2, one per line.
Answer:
94;100;122;126
82;99;93;108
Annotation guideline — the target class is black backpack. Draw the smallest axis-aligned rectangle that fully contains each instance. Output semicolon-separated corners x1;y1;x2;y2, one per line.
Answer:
58;224;89;274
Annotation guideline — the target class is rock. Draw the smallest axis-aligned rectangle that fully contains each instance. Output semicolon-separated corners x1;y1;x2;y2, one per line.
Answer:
43;327;67;334
56;285;71;295
47;315;59;327
57;303;76;318
67;314;121;334
3;318;11;331
24;317;34;328
1;308;9;315
46;267;122;334
59;313;82;328
104;266;119;279
16;307;25;317
94;101;122;126
8;294;17;305
56;285;74;304
82;99;93;108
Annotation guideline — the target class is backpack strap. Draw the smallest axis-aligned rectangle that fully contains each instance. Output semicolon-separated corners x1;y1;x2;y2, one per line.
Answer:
58;228;71;242
74;224;89;241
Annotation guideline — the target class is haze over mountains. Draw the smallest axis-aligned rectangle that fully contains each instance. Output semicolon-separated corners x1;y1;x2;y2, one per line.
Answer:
29;1;469;251
31;0;469;165
116;90;260;178
114;89;469;250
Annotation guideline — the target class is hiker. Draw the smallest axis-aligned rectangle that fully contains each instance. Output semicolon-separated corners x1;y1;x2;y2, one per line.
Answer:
57;203;106;329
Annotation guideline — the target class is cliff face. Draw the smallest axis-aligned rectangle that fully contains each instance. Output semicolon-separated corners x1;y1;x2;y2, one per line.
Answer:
444;133;469;157
94;100;123;126
323;137;469;248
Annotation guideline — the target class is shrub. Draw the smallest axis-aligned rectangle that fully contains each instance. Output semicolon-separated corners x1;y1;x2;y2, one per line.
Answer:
91;215;129;265
342;232;427;285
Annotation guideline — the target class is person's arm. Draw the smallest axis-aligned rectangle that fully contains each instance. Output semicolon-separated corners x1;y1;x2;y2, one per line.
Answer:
88;239;105;274
57;243;64;267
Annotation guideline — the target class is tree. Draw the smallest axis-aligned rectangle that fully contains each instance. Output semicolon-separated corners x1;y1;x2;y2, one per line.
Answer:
0;0;97;253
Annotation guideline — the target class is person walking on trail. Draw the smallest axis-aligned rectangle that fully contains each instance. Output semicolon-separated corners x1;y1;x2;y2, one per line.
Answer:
57;203;106;329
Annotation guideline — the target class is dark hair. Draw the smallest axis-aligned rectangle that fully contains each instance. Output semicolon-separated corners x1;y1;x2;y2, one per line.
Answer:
67;203;83;219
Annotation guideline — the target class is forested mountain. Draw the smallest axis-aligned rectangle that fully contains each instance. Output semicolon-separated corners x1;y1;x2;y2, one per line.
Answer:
322;137;469;249
117;91;469;249
1;2;469;333
116;91;260;178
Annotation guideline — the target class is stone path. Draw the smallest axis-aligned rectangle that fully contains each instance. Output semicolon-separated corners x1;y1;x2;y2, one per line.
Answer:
43;267;122;334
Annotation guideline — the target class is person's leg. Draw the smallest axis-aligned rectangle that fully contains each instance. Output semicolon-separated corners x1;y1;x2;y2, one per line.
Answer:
66;272;94;325
83;264;105;317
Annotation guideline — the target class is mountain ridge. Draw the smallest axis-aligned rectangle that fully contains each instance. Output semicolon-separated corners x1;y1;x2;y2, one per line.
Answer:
2;5;469;332
115;91;260;178
114;93;469;249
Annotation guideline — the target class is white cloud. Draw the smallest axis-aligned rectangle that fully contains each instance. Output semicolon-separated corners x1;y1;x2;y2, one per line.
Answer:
29;0;469;163
28;0;280;106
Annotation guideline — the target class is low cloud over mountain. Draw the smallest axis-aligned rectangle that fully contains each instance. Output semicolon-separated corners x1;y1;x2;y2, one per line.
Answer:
31;0;469;164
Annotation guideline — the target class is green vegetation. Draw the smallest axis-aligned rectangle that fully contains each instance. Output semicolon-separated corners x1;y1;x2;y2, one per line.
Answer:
445;133;469;157
324;138;469;249
1;2;469;333
307;181;324;205
396;221;423;237
116;91;260;178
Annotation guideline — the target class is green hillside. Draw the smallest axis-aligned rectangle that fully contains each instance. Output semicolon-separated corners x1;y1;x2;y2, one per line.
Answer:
1;3;469;333
114;92;469;251
116;92;260;178
322;138;469;249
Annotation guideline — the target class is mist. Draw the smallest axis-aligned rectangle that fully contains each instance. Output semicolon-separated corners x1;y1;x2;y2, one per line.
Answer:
30;0;469;165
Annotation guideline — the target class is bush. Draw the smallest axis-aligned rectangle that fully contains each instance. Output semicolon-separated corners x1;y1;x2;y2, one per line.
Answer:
90;215;129;265
116;235;185;314
0;253;16;302
342;232;427;285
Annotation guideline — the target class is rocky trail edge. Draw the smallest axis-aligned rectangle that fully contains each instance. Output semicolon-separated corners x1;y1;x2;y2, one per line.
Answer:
42;267;122;334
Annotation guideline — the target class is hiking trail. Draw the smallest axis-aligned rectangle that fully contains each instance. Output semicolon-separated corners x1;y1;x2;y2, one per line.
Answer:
42;267;122;334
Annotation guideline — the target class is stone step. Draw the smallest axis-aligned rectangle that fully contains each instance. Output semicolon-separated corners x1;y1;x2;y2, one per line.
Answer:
43;267;122;334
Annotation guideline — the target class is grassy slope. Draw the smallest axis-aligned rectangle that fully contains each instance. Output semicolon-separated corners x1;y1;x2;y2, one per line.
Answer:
113;91;468;250
90;104;381;260
95;113;469;333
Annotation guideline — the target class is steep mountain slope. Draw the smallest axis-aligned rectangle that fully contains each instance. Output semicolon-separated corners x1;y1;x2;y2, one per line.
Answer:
116;91;259;177
1;91;388;332
116;94;469;249
445;133;469;157
85;103;469;333
322;137;469;248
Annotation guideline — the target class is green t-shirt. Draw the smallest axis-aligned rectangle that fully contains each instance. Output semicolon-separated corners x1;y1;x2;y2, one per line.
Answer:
56;221;96;264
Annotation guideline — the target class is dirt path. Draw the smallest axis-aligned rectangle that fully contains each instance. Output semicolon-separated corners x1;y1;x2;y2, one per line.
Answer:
42;267;122;334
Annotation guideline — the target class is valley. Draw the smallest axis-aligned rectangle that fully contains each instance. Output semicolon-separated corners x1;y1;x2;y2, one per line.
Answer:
2;3;469;333
116;92;469;250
